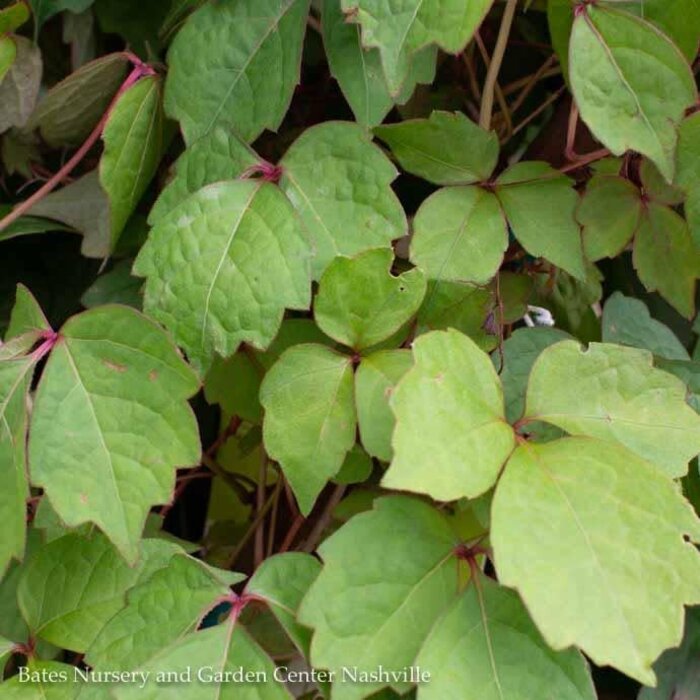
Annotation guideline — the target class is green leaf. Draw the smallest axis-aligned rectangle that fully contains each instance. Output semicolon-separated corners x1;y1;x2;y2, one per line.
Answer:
279;121;407;279
383;329;515;501
113;616;291;699
492;437;700;685
677;113;700;247
29;0;94;33
81;260;142;310
0;356;33;578
340;0;494;95
602;292;689;361
28;171;111;258
164;0;310;144
0;36;42;134
417;575;596;700
86;554;231;670
29;53;128;148
0;205;72;243
524;340;700;478
410;186;507;285
0;3;30;34
0;634;14;666
149;126;259;225
569;5;696;182
639;608;700;699
322;0;436;128
135;180;312;374
355;349;412;461
496;162;585;279
315;248;426;350
374;111;498;185
578;174;641;261
498;327;571;425
334;444;373;484
416;280;495;350
299;496;460;700
17;533;183;651
29;305;201;562
245;552;321;655
99;76;164;248
639;157;685;205
0;36;16;83
260;345;355;514
633;201;699;318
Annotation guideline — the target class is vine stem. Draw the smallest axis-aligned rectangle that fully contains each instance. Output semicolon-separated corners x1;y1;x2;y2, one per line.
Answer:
0;58;154;234
301;484;346;553
479;0;519;130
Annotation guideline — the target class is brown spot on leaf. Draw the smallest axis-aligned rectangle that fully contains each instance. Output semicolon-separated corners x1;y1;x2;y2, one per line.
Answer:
79;493;88;504
103;360;127;373
149;370;158;382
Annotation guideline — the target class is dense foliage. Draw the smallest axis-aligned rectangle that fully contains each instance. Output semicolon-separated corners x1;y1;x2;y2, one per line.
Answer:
1;0;700;698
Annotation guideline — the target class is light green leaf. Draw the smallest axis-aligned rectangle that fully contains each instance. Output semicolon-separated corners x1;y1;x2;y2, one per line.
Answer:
569;5;696;182
0;36;42;134
374;111;498;185
492;437;700;685
0;3;30;34
149;126;259;225
135;180;312;374
29;0;94;33
164;0;310;144
17;533;183;651
417;575;596;700
28;171;111;258
578;174;641;261
99;76;164;248
261;345;355;514
639;608;700;700
525;340;700;477
384;329;515;501
0;205;72;243
86;555;230;670
29;305;201;562
633;201;699;318
29;53;128;148
114;616;291;699
0;36;16;83
355;349;412;461
498;327;571;425
548;0;700;78
315;249;426;350
340;0;494;95
280;121;407;279
6;283;50;341
677;113;700;247
299;496;460;700
0;356;33;578
602;292;689;361
410;186;507;285
2;660;82;698
496;162;585;279
204;319;330;425
245;552;321;655
322;0;436;128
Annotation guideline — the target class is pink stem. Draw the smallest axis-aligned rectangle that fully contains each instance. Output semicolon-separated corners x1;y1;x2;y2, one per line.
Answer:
31;329;59;362
0;59;155;234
